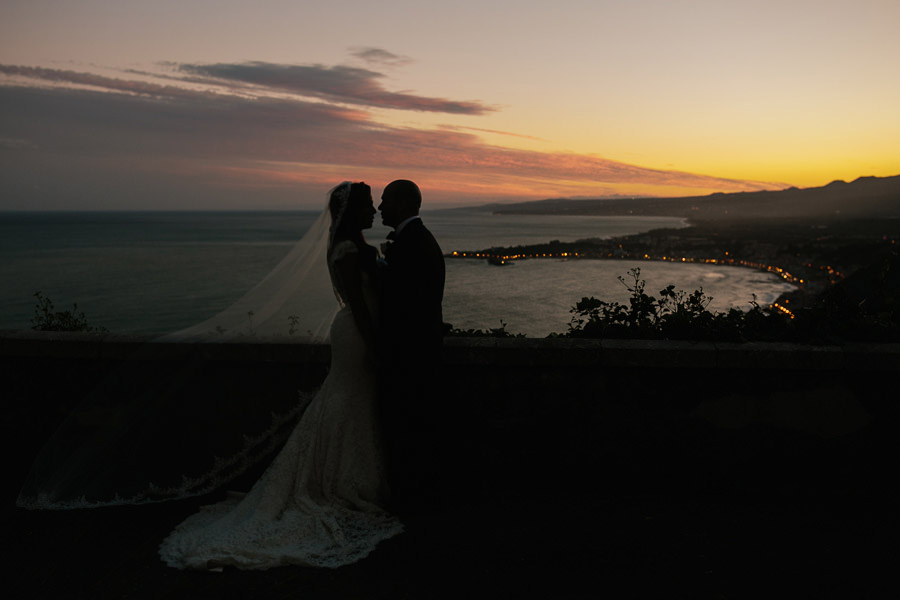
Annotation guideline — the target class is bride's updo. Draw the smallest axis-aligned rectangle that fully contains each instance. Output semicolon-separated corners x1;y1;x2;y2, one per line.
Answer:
329;182;372;242
329;182;370;221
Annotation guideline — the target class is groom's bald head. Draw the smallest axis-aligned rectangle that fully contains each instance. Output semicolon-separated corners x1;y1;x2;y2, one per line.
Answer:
383;180;421;209
379;179;421;227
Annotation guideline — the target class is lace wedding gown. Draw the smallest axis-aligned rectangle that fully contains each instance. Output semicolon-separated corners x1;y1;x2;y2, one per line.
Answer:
159;240;403;570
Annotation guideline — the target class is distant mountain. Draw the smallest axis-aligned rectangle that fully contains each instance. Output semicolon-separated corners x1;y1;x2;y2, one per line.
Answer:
489;175;900;221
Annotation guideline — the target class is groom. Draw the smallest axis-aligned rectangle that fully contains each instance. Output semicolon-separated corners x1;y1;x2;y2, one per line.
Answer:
377;179;446;513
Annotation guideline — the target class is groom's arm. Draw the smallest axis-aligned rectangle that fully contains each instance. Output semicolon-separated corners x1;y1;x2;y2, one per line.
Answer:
392;231;444;335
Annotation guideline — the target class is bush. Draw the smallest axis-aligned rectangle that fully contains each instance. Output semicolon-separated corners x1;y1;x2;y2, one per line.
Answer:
446;320;526;338
31;291;107;333
565;268;792;342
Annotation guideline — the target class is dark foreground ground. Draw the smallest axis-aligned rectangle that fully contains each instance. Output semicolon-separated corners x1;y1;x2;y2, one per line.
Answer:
6;480;896;599
4;348;898;599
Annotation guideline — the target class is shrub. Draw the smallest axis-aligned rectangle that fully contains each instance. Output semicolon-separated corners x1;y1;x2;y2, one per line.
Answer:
31;291;107;333
565;268;792;342
446;320;526;338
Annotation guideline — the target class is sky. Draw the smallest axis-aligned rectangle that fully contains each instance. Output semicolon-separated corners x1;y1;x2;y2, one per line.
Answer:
1;0;898;210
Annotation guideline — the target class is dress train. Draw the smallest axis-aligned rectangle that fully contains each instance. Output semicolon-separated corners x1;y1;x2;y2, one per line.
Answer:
159;305;402;569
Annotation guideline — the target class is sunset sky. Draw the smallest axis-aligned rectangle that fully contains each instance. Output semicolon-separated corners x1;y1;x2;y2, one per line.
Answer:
1;0;898;209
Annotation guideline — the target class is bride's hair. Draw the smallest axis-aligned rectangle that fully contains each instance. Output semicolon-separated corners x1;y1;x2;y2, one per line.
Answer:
329;182;371;242
329;182;369;218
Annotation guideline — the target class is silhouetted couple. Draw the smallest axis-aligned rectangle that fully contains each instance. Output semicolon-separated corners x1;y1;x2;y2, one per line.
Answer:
160;179;446;569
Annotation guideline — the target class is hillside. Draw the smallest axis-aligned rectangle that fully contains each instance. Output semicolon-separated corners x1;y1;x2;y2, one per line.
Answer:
489;175;900;221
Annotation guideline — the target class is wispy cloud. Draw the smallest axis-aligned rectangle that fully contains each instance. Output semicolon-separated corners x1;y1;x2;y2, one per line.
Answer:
177;61;494;114
1;60;495;115
0;64;216;100
440;124;548;142
349;47;413;68
0;136;39;151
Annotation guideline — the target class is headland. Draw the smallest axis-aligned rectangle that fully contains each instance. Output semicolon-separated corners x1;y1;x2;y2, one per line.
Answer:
450;175;900;323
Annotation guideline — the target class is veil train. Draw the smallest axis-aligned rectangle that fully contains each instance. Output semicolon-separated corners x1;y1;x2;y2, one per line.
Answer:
160;206;337;342
17;205;342;509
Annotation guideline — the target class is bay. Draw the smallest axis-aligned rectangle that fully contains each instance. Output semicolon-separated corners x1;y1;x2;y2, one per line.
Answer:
0;209;794;336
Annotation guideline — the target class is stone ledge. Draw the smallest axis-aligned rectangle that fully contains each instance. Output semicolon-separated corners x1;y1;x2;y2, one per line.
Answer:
0;330;332;363
3;330;898;371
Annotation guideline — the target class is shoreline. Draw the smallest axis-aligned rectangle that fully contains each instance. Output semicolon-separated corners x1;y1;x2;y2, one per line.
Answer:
446;253;800;318
448;216;898;319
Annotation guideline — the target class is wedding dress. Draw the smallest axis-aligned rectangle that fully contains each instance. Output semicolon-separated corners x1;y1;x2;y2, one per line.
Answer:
155;182;403;568
17;182;402;568
17;185;383;512
159;237;402;569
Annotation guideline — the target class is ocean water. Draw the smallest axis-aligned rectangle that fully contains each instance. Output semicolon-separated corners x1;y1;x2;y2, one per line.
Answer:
0;209;795;337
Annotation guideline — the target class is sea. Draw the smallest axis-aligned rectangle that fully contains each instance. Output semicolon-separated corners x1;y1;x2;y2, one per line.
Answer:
0;209;796;337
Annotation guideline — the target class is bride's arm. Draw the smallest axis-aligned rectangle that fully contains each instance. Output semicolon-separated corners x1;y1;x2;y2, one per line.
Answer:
333;249;378;355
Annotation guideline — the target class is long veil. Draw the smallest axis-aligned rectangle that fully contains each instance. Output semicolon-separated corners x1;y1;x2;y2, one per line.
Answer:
17;195;346;509
159;207;338;342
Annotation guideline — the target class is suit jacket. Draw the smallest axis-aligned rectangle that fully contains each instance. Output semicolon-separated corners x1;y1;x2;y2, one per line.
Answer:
379;218;445;364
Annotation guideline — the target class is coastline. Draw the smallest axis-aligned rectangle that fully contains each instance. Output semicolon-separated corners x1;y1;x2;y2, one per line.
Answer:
3;183;897;336
473;175;900;322
0;211;690;335
448;216;898;322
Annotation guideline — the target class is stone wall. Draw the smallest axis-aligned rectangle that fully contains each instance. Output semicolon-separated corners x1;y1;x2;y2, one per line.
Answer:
3;331;897;502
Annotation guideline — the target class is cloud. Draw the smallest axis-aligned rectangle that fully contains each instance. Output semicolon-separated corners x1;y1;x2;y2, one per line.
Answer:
1;61;494;115
349;47;414;68
0;64;217;101
0;64;781;209
177;61;494;114
439;124;547;142
322;126;778;192
0;81;369;160
0;136;39;151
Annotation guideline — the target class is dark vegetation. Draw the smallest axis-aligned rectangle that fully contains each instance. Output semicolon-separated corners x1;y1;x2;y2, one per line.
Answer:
563;267;788;342
30;291;107;333
563;259;899;343
446;320;526;338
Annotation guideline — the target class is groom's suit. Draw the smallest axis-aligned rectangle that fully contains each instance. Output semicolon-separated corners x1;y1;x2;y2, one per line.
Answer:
378;217;445;512
380;217;445;360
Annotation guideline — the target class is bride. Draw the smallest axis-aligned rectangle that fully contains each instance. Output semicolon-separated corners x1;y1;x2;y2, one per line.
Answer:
158;181;404;569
